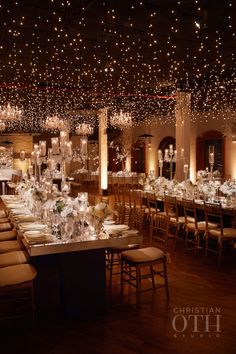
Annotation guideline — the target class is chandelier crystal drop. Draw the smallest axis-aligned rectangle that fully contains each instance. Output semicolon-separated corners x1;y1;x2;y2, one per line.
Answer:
75;123;94;136
44;115;70;132
110;110;132;130
0;120;6;132
0;103;22;122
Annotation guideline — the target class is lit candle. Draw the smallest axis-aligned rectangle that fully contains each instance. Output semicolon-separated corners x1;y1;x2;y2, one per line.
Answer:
80;137;87;155
39;140;46;157
209;152;214;164
66;141;73;157
20;149;25;160
169;144;173;154
34;144;39;152
51;137;59;155
181;148;184;158
158;149;163;160
47;158;54;171
159;160;163;168
184;164;189;174
31;151;36;163
60;131;68;148
28;165;33;175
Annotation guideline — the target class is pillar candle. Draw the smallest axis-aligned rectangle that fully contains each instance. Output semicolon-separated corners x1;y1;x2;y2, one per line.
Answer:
66;141;73;157
159;160;163;168
209;152;214;164
28;165;33;175
158;149;163;160
80;137;87;155
184;164;189;174
51;137;59;155
20;150;25;160
39;140;46;157
169;144;173;154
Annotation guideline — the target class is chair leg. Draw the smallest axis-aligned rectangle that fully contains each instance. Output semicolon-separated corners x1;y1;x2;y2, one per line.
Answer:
121;259;124;298
150;266;155;289
163;258;170;302
218;241;223;268
109;252;114;288
205;235;209;259
136;266;141;309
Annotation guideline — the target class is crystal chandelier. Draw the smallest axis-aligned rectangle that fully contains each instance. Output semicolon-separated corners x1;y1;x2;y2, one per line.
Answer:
44;115;70;132
0;120;6;132
0;103;22;122
110;110;132;130
75;123;94;136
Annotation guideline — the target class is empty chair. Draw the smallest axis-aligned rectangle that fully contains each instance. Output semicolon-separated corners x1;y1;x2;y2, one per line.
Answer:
0;240;22;254
183;199;217;252
164;195;186;247
0;222;12;232
0;229;17;242
6;174;21;195
106;207;144;288
0;250;29;267
121;213;170;308
0;264;37;326
204;202;236;268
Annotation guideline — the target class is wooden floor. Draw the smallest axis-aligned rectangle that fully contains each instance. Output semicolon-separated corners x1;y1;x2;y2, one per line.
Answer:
1;233;236;354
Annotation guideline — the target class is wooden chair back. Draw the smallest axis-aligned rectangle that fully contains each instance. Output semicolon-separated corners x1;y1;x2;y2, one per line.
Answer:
151;213;169;252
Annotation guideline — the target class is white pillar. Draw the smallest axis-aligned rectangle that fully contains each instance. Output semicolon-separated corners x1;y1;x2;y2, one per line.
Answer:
175;91;191;181
121;128;132;172
98;108;108;194
190;122;197;183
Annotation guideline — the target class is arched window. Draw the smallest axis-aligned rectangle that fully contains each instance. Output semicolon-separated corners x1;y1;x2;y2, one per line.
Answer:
158;136;176;179
196;130;225;176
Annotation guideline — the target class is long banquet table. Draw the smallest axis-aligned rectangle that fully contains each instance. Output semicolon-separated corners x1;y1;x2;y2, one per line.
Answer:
2;196;142;318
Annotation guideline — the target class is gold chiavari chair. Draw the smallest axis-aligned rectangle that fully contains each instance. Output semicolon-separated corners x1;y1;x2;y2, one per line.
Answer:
121;213;170;308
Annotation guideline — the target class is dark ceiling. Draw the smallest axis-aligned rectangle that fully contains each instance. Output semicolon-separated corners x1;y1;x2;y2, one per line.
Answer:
0;0;235;131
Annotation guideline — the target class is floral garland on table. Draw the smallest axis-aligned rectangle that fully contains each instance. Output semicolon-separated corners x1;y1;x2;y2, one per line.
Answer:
88;202;113;222
219;180;236;196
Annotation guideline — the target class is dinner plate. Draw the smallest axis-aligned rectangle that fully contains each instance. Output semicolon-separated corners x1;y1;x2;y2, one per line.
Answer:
24;230;42;235
103;224;129;233
103;220;116;225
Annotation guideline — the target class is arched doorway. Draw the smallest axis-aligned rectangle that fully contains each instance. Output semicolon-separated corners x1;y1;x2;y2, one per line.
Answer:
158;136;176;179
196;130;225;176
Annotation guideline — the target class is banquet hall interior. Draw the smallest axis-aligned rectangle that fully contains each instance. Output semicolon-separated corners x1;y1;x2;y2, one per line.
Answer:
0;1;236;354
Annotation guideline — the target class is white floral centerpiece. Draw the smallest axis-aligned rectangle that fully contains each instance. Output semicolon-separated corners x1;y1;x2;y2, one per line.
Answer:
219;180;236;196
88;202;113;237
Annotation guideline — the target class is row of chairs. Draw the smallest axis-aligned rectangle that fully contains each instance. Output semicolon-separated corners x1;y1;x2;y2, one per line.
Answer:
165;195;236;268
0;207;37;327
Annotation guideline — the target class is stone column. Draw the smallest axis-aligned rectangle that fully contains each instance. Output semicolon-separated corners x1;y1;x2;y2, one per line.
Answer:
98;108;108;194
175;91;191;181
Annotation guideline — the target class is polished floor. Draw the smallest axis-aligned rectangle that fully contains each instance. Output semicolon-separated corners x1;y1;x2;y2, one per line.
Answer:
1;235;236;354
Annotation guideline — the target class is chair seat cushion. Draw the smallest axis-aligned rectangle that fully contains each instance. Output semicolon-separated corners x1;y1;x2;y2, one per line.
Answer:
186;221;218;231
7;182;17;189
0;229;17;241
0;250;29;268
0;264;37;287
209;228;236;239
0;240;22;254
108;244;139;253
0;210;7;218
0;222;12;231
170;216;186;224
0;218;10;224
122;246;164;263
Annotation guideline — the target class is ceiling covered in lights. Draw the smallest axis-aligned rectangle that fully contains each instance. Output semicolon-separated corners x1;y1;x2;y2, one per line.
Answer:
0;0;236;132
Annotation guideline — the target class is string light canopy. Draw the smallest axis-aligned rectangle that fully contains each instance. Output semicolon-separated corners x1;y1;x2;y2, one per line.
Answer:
110;110;132;130
0;1;235;131
75;123;94;136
